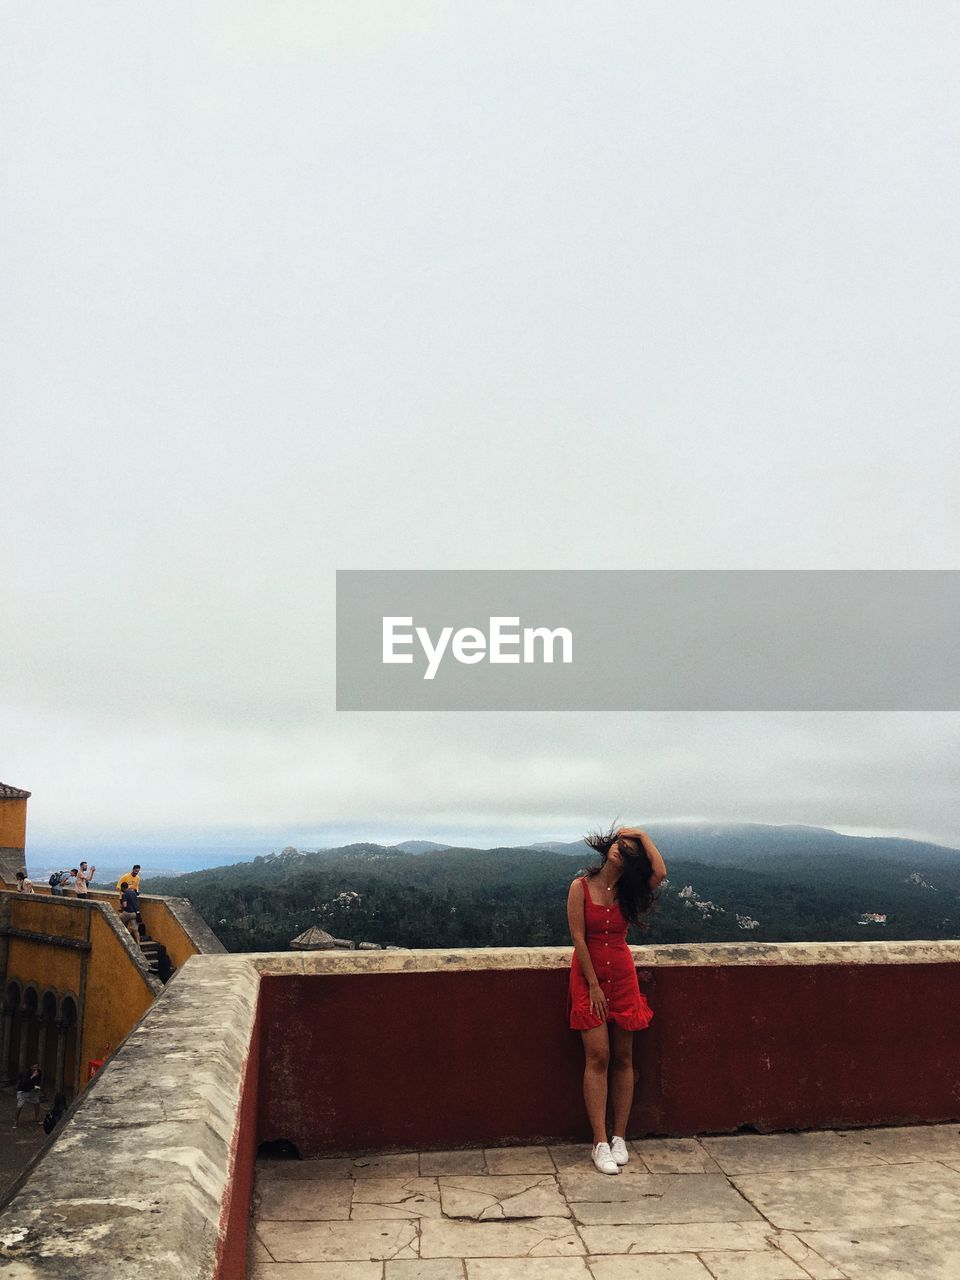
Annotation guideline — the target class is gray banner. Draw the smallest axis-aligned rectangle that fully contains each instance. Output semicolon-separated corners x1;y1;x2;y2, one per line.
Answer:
336;570;960;711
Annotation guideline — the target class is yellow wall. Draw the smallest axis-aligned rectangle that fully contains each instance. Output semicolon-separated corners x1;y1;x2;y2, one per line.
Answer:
136;899;197;970
3;886;212;1090
4;934;83;1003
78;890;202;972
9;894;87;945
2;893;157;1092
81;911;156;1068
0;796;28;852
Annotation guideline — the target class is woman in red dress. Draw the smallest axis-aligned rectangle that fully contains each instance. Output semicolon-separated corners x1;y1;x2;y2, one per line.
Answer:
567;824;667;1174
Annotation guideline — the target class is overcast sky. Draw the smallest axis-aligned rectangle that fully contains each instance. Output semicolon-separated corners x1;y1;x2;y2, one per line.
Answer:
2;3;958;858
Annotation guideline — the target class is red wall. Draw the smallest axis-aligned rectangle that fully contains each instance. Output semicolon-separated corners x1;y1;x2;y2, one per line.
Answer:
216;1001;261;1280
257;962;960;1155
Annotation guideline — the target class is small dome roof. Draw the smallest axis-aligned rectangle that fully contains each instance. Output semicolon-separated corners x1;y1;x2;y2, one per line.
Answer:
290;925;337;950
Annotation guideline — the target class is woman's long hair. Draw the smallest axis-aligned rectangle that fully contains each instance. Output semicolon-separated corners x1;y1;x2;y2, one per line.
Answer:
582;821;660;929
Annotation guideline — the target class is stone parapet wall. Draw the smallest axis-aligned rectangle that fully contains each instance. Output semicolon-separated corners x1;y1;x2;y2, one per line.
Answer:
0;954;260;1279
2;941;960;1278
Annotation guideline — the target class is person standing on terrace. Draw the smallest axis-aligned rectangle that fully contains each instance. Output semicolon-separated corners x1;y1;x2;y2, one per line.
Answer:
74;861;96;896
567;824;666;1175
116;864;141;893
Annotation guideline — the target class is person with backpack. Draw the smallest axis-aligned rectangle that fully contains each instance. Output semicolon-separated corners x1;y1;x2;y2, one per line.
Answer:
49;869;72;896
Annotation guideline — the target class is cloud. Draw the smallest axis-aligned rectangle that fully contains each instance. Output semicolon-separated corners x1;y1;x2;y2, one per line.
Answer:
2;5;958;852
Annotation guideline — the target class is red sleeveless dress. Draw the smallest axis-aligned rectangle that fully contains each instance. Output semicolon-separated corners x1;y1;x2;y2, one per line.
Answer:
568;876;654;1031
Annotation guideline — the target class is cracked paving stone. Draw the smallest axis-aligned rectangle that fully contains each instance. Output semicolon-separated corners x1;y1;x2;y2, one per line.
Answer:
549;1146;600;1173
258;1217;420;1262
419;1215;585;1258
588;1256;714;1279
772;1231;846;1279
465;1258;591;1279
730;1160;960;1231
701;1131;888;1176
248;1230;273;1262
350;1153;421;1179
562;1172;762;1226
438;1173;569;1220
351;1177;444;1219
257;1178;353;1220
577;1221;777;1255
483;1146;557;1174
796;1224;960;1280
698;1249;809;1279
630;1138;722;1175
419;1149;487;1175
385;1262;466;1280
830;1123;960;1166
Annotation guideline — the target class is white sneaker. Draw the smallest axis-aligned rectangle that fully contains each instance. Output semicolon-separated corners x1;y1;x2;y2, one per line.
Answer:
591;1142;619;1175
610;1136;629;1166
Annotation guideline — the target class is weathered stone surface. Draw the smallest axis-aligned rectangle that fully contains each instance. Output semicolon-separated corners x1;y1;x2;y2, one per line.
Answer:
420;1216;585;1258
256;1178;353;1220
438;1174;569;1220
798;1224;960;1279
697;1249;808;1279
577;1221;776;1255
588;1256;713;1279
258;1218;419;1262
771;1231;846;1279
465;1259;591;1279
248;1231;273;1262
730;1160;960;1229
350;1176;443;1219
349;1152;420;1179
252;1263;385;1279
548;1145;597;1173
702;1129;888;1174
258;1156;356;1181
385;1263;468;1280
248;938;960;976
419;1149;486;1175
836;1121;960;1164
630;1138;722;1174
483;1145;556;1174
564;1172;762;1226
0;954;260;1280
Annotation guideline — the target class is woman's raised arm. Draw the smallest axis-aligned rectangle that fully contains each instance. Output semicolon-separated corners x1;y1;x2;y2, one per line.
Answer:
619;827;667;887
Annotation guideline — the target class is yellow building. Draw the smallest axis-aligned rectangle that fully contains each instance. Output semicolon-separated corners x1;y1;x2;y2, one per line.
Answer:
0;780;31;884
0;780;224;1097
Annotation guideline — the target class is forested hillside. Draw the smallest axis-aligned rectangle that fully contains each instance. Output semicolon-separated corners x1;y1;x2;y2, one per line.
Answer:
144;825;960;953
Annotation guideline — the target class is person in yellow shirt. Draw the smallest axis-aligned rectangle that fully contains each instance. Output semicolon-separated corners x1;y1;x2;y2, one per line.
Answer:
115;864;141;893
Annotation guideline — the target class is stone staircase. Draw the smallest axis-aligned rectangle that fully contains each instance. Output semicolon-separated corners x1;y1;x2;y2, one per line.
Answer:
139;939;176;984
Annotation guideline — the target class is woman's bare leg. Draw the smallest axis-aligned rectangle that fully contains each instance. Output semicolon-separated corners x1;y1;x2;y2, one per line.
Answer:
609;1022;636;1138
580;1024;610;1146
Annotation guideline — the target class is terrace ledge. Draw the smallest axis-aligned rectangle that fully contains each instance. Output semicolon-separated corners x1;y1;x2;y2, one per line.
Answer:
241;937;960;975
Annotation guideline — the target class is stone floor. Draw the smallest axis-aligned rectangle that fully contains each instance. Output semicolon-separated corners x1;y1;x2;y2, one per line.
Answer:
249;1123;960;1280
0;1086;53;1201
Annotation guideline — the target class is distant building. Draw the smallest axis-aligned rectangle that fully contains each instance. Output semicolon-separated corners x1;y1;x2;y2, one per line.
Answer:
290;926;355;951
0;780;31;883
